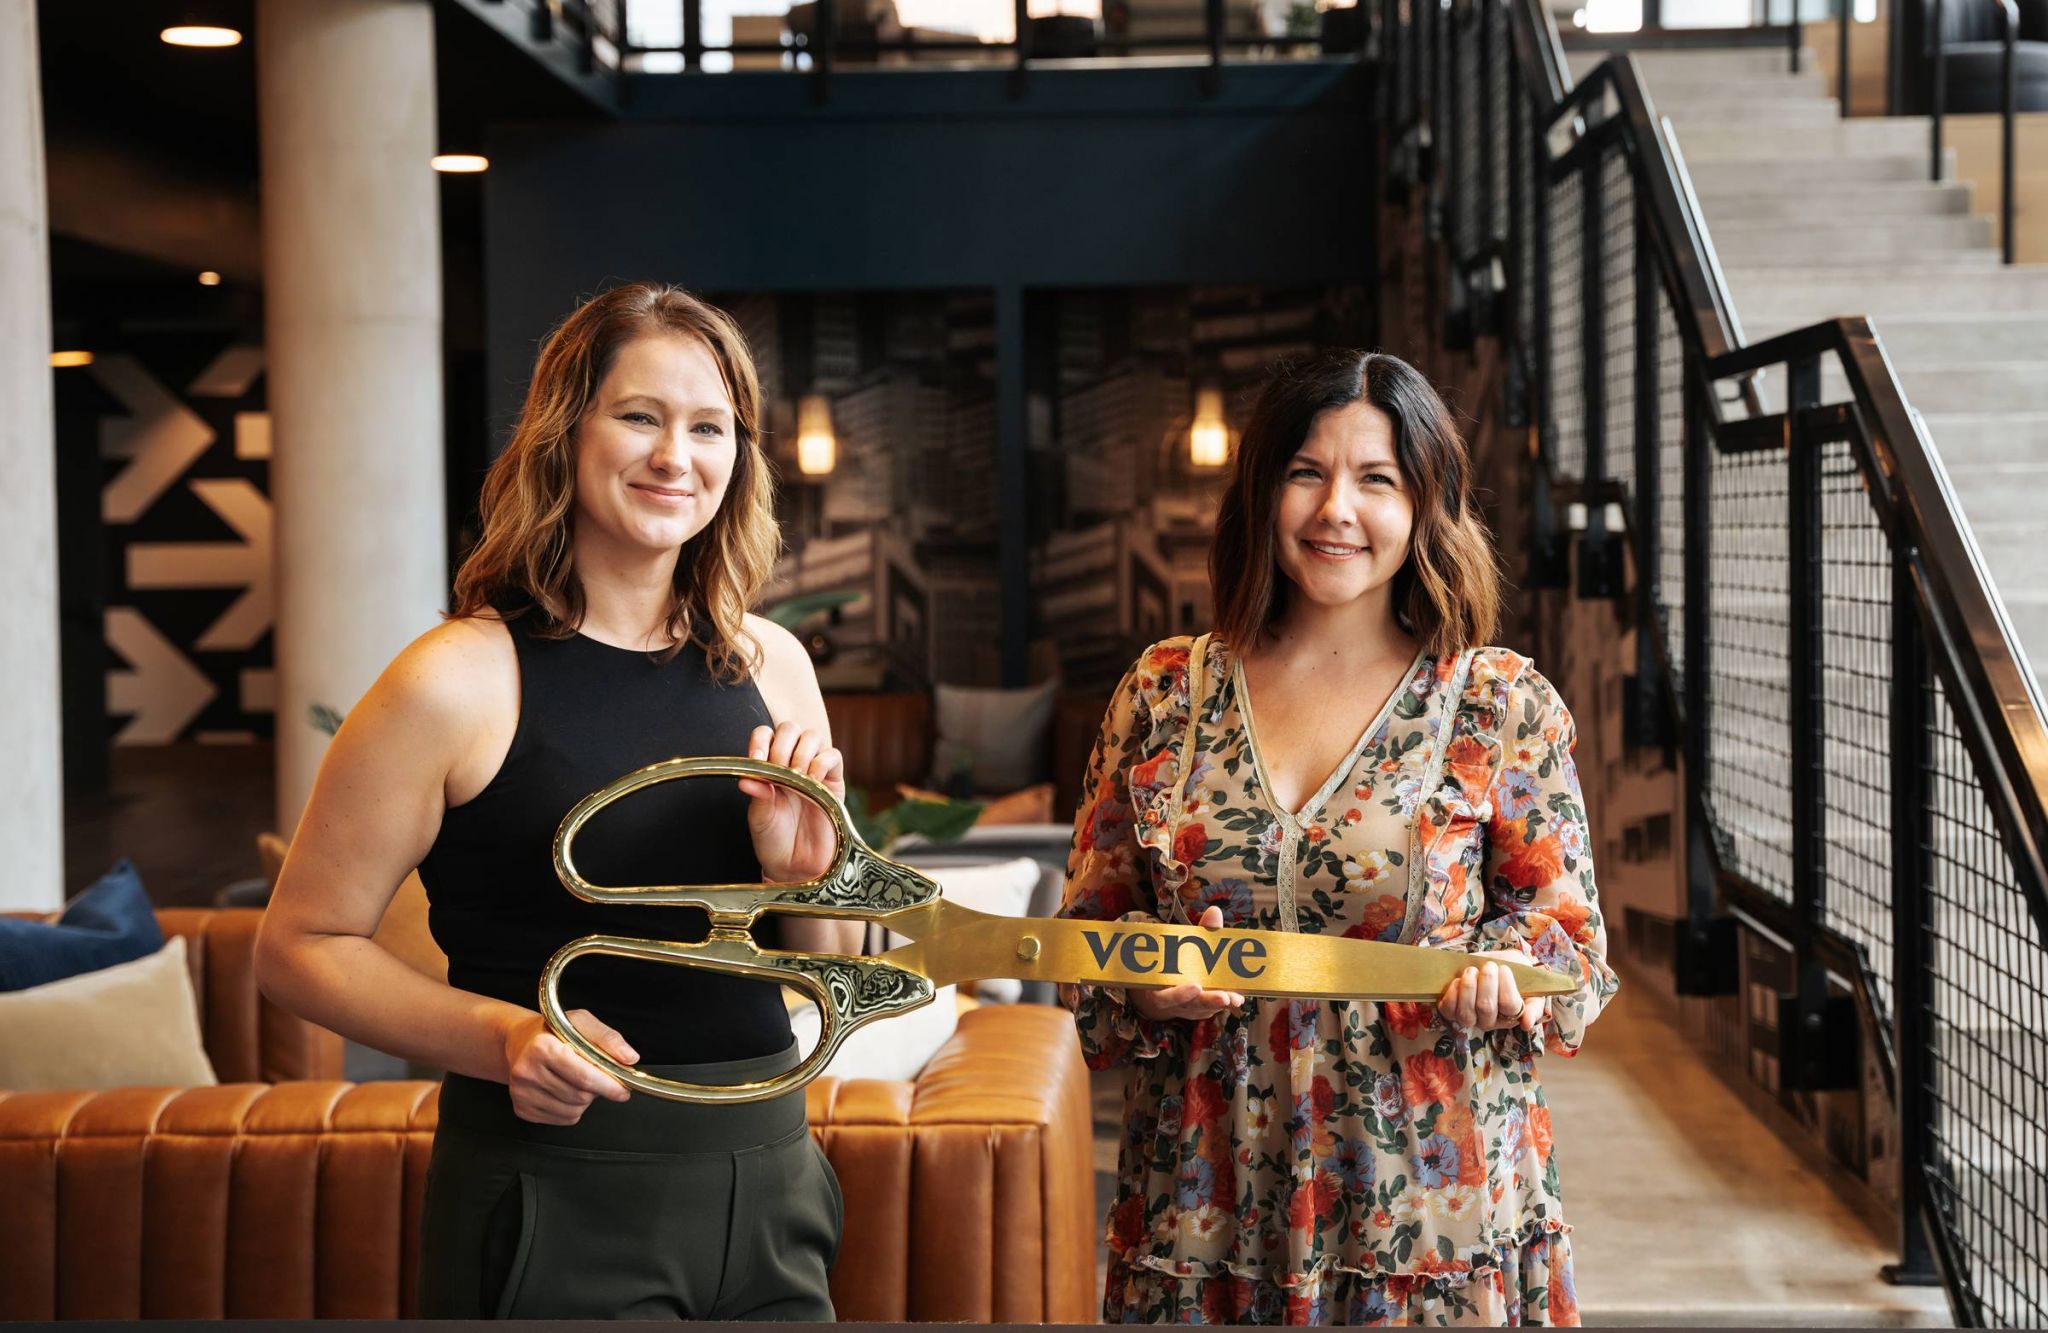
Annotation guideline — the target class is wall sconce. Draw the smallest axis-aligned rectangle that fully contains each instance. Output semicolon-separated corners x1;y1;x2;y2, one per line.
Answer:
796;393;837;476
1189;384;1230;468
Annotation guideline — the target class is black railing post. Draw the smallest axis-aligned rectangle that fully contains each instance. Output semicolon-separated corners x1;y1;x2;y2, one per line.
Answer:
2000;3;2017;263
811;0;835;102
1677;360;1727;993
1628;210;1667;747
1505;22;1529;423
1838;0;1852;116
1785;354;1837;1089
1930;0;1946;180
1881;550;1946;1292
1578;149;1618;600
682;0;702;70
1791;0;1805;74
1202;0;1226;94
1533;113;1553;463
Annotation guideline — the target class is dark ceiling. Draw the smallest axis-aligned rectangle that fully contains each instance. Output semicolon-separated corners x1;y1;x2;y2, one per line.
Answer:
36;0;603;293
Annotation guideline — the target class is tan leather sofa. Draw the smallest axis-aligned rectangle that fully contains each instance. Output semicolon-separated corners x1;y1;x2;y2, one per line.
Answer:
0;909;1097;1321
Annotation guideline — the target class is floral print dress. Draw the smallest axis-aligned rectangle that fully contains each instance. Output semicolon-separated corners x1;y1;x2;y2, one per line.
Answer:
1058;634;1618;1327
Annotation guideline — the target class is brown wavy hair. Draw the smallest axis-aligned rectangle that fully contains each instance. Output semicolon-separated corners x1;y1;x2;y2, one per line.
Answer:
1210;350;1500;659
448;282;777;683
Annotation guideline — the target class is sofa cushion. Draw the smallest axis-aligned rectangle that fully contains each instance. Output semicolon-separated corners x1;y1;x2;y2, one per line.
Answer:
0;936;218;1091
0;859;162;992
930;679;1058;793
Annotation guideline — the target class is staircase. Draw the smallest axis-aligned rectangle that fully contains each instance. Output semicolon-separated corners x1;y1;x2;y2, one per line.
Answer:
1569;45;2048;690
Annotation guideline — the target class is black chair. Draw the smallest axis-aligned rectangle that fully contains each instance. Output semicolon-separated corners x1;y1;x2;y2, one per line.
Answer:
1932;0;2048;112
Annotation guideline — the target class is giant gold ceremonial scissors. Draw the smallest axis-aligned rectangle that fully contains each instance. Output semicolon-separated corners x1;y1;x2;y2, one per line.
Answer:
541;757;1579;1104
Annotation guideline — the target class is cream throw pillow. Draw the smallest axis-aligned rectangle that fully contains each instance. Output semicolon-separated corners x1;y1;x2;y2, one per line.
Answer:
932;680;1058;793
0;936;218;1091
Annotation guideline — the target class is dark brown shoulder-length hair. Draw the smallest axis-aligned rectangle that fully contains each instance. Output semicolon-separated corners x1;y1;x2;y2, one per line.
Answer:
448;282;777;684
1209;350;1500;659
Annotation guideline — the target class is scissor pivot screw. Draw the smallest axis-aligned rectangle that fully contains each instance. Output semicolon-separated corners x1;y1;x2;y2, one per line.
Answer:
1017;936;1041;961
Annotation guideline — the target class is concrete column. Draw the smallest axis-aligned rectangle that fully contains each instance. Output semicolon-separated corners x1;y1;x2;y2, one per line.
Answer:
259;0;447;837
0;0;64;911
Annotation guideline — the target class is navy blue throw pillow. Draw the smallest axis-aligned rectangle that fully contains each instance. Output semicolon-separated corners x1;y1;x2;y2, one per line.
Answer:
0;859;164;992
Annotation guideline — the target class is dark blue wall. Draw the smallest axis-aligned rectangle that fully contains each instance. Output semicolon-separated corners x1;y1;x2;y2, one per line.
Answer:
483;60;1377;431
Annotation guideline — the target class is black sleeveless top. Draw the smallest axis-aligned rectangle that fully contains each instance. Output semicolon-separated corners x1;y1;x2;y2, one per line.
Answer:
417;617;792;1064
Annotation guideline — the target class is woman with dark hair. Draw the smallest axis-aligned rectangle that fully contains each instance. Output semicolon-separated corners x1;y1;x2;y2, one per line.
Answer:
255;282;850;1319
1059;351;1617;1326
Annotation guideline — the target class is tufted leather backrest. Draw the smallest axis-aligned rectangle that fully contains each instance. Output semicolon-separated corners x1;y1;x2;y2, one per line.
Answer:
0;1004;1096;1321
806;1005;1097;1322
823;692;934;808
156;909;345;1084
0;908;343;1088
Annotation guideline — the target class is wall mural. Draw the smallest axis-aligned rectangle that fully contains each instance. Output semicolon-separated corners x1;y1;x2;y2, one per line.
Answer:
83;341;274;744
743;284;1371;697
70;285;1366;747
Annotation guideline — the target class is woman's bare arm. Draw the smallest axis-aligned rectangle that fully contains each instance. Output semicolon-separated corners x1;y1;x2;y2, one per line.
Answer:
253;621;585;1086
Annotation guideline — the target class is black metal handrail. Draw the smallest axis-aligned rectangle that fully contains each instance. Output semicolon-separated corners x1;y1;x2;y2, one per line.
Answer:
1386;0;2048;1319
1930;0;2021;262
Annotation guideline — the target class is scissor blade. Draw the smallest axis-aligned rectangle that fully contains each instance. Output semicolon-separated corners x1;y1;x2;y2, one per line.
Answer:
884;902;1579;1002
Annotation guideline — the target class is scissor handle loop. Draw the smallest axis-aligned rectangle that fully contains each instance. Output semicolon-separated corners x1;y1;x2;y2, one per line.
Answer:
539;933;935;1104
552;756;939;920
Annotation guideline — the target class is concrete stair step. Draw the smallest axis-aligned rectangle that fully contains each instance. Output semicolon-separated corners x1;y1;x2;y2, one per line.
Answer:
1948;463;2048;524
1684;151;1954;191
1628;66;1830;99
1573;45;1820;77
1922;411;2048;464
1867;314;2048;362
1709;215;1996;264
1782;361;2048;414
1728;264;2048;320
1672;118;1933;161
1654;97;1847;126
1698;181;1974;221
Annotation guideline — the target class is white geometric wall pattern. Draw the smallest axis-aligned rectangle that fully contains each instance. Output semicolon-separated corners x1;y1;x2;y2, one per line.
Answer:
92;343;274;745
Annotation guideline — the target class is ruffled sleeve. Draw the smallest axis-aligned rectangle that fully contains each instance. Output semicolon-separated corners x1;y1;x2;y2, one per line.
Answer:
1056;645;1183;1069
1473;663;1618;1059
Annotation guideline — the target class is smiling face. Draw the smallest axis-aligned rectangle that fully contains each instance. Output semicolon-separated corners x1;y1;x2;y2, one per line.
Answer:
1270;398;1416;614
571;332;740;560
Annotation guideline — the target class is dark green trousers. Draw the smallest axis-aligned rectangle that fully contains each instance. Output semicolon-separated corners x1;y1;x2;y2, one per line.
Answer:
419;1042;841;1320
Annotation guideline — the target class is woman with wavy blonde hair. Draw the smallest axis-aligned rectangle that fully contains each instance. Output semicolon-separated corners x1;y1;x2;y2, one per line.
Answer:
1059;350;1618;1325
257;282;853;1319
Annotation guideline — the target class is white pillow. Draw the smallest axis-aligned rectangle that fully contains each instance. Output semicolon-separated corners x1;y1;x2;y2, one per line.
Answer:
788;983;960;1082
931;856;1043;919
879;857;1042;1003
932;680;1058;793
0;936;218;1091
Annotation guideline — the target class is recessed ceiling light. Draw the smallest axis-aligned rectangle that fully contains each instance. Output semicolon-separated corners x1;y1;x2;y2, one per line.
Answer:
198;271;222;286
431;154;490;174
162;25;243;47
50;351;94;368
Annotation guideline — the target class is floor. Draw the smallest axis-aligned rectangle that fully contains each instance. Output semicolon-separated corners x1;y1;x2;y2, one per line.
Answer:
1086;992;1954;1327
63;741;275;908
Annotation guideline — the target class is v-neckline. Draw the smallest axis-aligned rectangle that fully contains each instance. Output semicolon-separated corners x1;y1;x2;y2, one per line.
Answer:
1231;648;1426;826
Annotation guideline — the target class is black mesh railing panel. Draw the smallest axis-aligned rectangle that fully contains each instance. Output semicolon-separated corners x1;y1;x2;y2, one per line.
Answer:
1512;71;1537;361
1703;445;1794;901
1453;11;1481;261
1655;282;1685;691
1598;145;1635;498
1819;439;1894;1017
1926;680;2048;1327
1546;174;1585;480
1487;0;1509;250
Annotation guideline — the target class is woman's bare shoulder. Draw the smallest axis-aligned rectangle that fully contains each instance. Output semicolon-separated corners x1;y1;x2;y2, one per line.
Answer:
363;616;518;736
